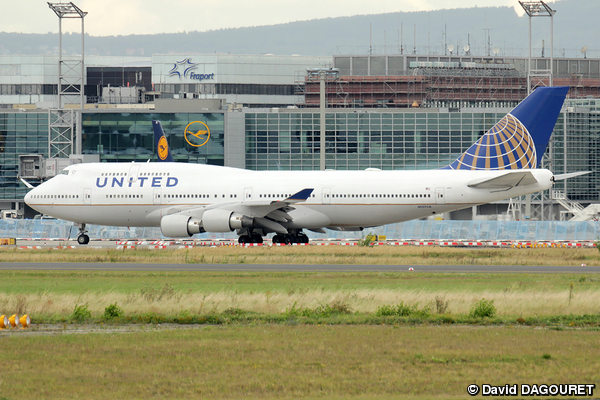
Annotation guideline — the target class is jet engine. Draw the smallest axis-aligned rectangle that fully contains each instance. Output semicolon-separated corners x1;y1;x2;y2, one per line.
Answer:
160;210;253;237
160;214;202;237
201;209;253;232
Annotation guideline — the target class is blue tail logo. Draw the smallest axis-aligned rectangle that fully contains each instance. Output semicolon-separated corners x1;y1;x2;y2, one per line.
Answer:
446;86;569;170
152;121;174;162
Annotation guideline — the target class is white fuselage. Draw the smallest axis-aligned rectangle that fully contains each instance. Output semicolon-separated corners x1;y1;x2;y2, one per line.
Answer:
24;162;554;231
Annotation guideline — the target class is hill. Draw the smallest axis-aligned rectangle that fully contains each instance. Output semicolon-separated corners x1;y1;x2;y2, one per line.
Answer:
0;0;597;58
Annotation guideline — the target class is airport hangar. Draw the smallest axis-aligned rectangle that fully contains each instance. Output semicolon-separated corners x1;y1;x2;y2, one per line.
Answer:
0;53;599;221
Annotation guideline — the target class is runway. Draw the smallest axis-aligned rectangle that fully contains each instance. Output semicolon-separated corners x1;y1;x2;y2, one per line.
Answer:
0;262;599;273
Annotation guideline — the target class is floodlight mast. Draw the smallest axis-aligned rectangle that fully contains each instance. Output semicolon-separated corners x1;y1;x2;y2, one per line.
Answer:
48;2;87;109
47;2;87;157
519;1;556;93
307;68;339;170
518;1;557;221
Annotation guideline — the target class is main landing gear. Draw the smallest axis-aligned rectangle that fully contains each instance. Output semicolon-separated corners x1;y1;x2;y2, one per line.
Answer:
76;223;90;245
272;231;309;245
238;233;263;244
237;229;309;245
238;231;308;244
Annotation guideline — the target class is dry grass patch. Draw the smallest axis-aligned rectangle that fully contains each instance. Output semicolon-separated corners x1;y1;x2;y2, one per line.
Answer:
0;245;599;265
3;286;600;320
1;270;600;322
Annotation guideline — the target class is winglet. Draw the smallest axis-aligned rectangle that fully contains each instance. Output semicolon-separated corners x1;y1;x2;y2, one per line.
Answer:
285;188;314;202
152;121;174;162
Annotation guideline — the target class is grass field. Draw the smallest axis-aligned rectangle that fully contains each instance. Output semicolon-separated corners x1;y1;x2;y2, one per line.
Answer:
0;245;599;266
1;247;599;399
1;325;599;399
1;270;599;323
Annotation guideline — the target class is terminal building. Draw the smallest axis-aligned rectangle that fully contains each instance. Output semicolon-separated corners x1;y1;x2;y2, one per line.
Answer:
1;52;599;222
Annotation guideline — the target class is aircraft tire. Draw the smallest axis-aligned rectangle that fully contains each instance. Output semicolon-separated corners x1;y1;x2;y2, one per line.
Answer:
77;234;90;245
298;233;309;244
238;235;250;244
251;234;263;244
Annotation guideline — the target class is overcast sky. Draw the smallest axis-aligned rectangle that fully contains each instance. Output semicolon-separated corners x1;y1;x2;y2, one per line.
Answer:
3;0;565;37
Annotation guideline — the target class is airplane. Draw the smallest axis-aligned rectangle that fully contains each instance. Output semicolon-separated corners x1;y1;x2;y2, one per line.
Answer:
25;86;571;245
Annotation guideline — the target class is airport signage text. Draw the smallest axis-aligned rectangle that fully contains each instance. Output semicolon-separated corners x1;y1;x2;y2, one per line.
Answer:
190;73;215;81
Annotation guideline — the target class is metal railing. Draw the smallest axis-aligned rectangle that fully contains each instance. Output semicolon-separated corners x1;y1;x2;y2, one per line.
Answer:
1;219;599;241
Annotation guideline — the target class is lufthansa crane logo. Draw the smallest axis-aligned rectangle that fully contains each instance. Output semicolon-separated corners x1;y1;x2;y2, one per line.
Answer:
157;136;170;160
184;121;211;147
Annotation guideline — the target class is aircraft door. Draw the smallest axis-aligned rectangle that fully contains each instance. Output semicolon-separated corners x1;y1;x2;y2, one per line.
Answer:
84;188;92;205
435;187;446;205
322;187;331;204
244;187;253;200
153;189;162;205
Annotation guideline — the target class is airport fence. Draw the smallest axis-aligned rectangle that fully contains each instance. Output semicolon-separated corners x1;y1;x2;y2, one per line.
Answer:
1;219;599;242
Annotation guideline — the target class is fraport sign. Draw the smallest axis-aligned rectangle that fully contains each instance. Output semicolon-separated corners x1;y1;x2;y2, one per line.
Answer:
168;58;215;81
190;72;214;81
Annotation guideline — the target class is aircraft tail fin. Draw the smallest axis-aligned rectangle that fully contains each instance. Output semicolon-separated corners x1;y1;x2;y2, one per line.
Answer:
152;121;174;162
445;86;569;170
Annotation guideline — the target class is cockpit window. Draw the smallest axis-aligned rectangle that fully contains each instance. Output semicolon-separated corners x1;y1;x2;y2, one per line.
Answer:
59;170;69;175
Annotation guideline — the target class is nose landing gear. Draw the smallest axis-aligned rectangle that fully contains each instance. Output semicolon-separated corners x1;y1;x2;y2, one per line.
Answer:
76;223;90;245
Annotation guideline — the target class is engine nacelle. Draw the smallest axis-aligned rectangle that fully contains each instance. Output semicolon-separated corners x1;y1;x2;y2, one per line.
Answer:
202;209;252;232
160;214;202;237
160;210;252;237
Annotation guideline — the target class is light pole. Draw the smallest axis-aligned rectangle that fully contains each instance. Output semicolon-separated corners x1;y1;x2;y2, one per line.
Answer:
519;1;556;93
307;68;340;170
47;2;87;157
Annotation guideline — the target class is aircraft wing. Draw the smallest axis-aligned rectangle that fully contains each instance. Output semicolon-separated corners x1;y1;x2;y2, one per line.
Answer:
467;171;539;190
234;189;314;208
164;188;314;234
227;188;314;218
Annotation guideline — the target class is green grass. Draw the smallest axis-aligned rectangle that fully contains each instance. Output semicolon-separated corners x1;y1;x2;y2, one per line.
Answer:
1;271;599;324
0;269;598;294
1;260;599;399
1;325;599;399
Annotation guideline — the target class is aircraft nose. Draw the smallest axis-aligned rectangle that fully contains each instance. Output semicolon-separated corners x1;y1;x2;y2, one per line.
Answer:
24;190;32;205
24;184;41;206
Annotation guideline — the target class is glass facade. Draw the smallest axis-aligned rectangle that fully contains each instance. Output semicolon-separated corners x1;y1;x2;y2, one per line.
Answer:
560;99;600;201
0;102;598;206
0;112;48;200
245;110;505;171
81;112;225;165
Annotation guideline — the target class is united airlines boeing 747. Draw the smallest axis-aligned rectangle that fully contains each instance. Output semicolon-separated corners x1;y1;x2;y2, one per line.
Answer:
25;86;569;244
